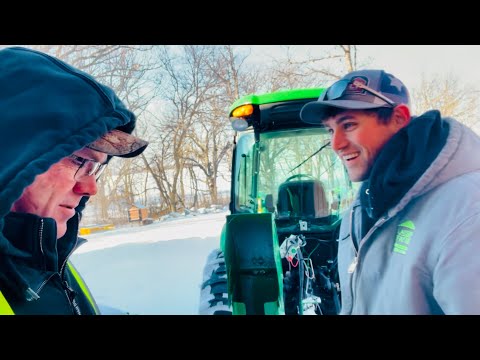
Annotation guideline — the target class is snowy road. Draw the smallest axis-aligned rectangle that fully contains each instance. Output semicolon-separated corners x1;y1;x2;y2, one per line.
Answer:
70;211;227;315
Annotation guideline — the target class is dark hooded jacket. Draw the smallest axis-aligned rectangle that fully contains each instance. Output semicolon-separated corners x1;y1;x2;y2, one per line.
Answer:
0;47;138;314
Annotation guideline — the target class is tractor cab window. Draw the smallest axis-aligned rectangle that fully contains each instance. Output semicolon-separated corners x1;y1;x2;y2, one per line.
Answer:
233;128;354;229
235;132;255;212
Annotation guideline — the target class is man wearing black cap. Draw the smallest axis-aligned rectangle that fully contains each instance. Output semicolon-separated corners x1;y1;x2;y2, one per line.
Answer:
0;47;148;314
301;69;480;314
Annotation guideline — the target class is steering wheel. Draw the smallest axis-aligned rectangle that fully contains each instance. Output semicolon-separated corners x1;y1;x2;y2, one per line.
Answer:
284;173;317;182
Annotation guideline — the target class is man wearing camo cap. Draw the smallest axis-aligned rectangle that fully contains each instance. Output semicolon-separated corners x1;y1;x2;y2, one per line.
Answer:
300;69;480;314
0;47;148;315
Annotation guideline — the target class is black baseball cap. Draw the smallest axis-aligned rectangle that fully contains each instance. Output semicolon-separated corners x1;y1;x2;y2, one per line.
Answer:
300;69;410;124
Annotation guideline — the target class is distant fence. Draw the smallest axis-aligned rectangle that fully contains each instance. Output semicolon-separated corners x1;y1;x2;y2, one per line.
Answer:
79;224;115;235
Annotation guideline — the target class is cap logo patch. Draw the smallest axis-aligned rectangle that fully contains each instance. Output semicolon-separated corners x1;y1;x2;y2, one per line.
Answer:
346;76;368;95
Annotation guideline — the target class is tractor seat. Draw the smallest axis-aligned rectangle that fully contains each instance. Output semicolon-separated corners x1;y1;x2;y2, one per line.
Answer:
277;180;329;219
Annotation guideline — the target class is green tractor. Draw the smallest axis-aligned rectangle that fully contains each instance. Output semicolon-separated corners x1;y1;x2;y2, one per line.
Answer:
201;88;355;315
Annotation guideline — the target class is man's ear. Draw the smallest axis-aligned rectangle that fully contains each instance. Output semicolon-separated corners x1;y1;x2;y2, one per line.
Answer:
392;104;411;129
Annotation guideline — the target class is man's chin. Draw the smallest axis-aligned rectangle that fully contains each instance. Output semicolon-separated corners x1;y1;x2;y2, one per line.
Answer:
347;168;369;183
56;225;67;240
55;210;75;239
348;172;364;183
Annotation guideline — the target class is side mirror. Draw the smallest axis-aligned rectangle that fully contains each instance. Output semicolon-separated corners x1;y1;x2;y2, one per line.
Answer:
264;194;275;213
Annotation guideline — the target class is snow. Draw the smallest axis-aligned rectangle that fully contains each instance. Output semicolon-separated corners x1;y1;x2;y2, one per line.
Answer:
70;210;227;315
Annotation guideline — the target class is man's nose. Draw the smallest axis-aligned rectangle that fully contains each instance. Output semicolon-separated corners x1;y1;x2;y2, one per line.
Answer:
74;175;98;196
331;130;348;152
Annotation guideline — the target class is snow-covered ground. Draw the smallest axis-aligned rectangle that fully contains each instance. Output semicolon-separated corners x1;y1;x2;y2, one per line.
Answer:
70;210;227;315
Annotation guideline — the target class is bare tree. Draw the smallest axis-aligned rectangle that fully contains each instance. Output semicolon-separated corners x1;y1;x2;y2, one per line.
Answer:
143;46;221;212
27;45;158;221
185;105;232;204
181;46;252;205
339;45;358;73
412;72;479;129
258;45;362;91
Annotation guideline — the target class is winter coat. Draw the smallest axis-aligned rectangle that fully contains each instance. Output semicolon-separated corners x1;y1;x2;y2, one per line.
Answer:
0;47;138;314
338;115;480;314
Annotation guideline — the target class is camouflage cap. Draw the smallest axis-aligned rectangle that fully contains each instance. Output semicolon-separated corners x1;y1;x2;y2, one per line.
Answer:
86;129;148;158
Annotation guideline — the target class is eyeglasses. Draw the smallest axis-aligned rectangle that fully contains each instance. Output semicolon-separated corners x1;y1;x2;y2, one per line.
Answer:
324;78;396;107
67;154;107;181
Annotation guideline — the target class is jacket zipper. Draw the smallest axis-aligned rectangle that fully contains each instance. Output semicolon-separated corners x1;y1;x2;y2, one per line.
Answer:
59;213;80;278
60;213;81;315
63;280;81;315
348;209;389;314
29;214;82;314
25;219;46;301
346;207;357;312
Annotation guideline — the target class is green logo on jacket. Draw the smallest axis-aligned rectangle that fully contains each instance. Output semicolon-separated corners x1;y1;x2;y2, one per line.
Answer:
393;220;415;255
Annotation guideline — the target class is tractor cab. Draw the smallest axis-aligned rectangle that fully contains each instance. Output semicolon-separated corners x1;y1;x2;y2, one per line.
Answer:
223;88;355;315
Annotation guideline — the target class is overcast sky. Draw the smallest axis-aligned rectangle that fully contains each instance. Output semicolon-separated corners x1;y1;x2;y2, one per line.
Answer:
360;45;480;90
247;45;480;91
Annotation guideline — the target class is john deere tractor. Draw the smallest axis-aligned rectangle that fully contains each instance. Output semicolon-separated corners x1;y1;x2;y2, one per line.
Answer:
211;88;354;315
